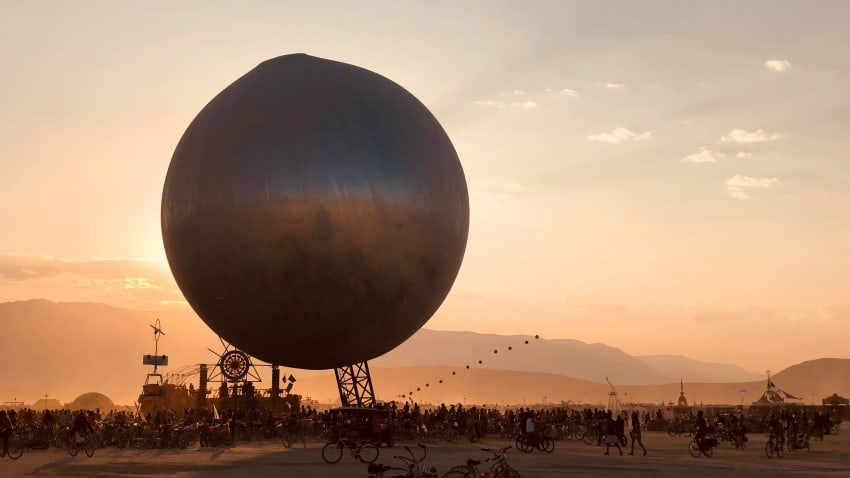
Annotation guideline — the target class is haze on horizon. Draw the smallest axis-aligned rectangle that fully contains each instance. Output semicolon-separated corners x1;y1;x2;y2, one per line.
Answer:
1;1;849;375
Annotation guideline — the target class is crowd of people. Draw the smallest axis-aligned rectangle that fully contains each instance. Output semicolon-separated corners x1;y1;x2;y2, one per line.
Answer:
0;400;842;459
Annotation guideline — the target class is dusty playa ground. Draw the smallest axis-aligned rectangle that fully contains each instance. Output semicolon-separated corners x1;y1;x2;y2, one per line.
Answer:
3;431;849;477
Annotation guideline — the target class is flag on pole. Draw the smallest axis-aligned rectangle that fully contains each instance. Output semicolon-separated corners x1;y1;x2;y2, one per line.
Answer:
213;404;220;422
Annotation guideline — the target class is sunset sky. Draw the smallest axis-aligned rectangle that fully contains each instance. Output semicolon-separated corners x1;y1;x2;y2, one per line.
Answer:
2;1;849;375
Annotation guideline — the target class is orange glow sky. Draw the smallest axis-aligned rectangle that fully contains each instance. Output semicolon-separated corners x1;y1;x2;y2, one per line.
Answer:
1;2;849;374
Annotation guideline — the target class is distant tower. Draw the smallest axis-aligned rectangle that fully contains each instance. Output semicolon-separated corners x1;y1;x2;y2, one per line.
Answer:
677;378;689;407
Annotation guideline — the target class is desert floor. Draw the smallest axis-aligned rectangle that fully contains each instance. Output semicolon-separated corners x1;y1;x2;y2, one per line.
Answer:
2;431;848;477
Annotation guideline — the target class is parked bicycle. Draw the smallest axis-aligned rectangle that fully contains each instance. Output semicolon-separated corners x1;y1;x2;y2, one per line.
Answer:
441;445;520;478
199;421;234;447
322;437;379;464
367;443;438;478
2;430;25;460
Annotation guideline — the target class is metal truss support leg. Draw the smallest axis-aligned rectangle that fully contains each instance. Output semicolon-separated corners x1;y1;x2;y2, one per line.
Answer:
334;361;376;408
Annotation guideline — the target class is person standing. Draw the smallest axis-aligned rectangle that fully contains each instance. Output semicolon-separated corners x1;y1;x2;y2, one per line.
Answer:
604;411;622;455
629;410;647;455
0;410;13;457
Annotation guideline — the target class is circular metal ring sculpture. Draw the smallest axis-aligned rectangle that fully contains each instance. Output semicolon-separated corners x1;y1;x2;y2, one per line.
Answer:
162;53;469;369
220;350;250;381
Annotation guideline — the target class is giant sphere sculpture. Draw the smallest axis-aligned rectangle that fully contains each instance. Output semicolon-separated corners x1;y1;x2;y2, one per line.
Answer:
161;54;469;370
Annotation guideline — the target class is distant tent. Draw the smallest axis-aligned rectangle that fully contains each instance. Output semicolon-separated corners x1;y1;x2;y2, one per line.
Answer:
752;373;800;405
67;392;115;411
31;398;63;410
822;393;849;406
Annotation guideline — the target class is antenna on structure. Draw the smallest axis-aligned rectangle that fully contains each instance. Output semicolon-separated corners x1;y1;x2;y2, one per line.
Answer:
606;377;620;414
143;319;169;384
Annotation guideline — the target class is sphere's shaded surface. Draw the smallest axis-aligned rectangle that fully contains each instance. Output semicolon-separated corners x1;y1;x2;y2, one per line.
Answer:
162;54;469;369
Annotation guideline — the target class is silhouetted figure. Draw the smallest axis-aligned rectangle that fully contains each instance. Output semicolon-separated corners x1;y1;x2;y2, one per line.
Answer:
604;411;622;455
0;410;12;456
629;410;647;455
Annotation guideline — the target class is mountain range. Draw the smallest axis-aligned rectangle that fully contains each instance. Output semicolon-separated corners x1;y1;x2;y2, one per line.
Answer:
0;300;845;407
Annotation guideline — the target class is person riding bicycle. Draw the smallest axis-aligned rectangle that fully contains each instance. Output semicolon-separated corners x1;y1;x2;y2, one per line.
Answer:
730;414;747;446
694;410;709;449
767;415;784;447
71;411;94;443
520;409;536;446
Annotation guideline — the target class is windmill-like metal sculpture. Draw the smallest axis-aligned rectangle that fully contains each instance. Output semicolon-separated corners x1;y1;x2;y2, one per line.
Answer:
143;319;168;385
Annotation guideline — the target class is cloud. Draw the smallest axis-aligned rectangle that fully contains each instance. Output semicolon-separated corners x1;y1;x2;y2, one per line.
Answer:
474;100;505;109
720;128;782;143
726;188;750;199
545;88;578;97
497;90;527;97
765;60;792;72
604;82;624;89
0;254;185;309
681;147;725;163
510;100;537;109
587;128;651;143
725;175;781;199
736;152;753;159
726;175;781;188
475;96;537;109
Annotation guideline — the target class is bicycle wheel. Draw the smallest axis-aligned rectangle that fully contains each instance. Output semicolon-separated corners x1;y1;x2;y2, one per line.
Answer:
619;435;628;447
515;435;532;453
765;440;773;458
321;441;344;464
582;429;594;445
541;436;555;453
703;444;713;457
84;439;95;458
68;440;79;457
220;429;234;446
688;440;700;458
775;442;783;458
7;435;24;460
573;429;583;442
282;431;294;448
357;441;379;463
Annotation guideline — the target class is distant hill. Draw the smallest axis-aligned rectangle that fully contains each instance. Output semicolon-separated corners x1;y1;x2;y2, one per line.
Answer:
0;299;846;407
635;354;762;383
370;329;672;385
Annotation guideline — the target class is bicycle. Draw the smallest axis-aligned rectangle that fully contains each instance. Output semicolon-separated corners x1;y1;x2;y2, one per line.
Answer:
765;433;784;458
322;437;379;464
367;443;438;478
786;431;809;452
730;430;747;451
67;431;95;458
515;432;554;453
688;436;716;458
441;445;520;478
2;430;25;460
199;421;234;447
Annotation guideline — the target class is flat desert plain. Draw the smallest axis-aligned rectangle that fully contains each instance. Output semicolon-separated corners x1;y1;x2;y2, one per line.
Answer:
3;431;848;477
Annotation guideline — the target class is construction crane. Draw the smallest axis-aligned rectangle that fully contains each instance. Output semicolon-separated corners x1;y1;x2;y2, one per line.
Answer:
606;377;620;414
